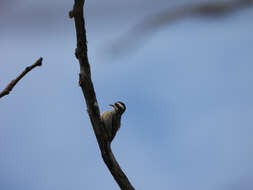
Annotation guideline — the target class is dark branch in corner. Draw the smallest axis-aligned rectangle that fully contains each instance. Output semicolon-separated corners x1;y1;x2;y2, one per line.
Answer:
109;0;253;56
69;0;135;189
0;57;43;99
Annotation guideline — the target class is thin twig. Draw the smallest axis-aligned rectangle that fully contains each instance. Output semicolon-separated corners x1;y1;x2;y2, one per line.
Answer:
0;57;43;99
109;0;253;56
69;0;135;189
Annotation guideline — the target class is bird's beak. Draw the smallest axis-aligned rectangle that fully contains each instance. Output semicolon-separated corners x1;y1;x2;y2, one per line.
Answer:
109;104;114;108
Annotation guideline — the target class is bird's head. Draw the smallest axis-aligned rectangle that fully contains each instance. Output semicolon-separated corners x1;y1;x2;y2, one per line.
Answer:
109;101;126;114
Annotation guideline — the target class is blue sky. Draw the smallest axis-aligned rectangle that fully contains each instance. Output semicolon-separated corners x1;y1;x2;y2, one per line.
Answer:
0;0;253;190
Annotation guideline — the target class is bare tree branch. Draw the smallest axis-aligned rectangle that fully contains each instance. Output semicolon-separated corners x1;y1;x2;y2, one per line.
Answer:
69;1;135;189
109;0;253;56
0;57;43;99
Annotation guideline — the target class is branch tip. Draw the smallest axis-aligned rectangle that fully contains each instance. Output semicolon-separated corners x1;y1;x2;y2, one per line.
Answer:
0;57;44;99
37;57;43;66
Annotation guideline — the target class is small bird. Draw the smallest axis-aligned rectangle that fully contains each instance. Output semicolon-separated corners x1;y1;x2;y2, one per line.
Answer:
101;101;126;142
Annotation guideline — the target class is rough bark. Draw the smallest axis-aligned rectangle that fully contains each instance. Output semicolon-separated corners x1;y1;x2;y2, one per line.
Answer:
0;57;43;99
69;1;135;189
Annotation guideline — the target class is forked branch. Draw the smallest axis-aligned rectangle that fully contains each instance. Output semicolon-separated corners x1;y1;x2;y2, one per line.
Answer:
69;0;135;189
0;57;43;99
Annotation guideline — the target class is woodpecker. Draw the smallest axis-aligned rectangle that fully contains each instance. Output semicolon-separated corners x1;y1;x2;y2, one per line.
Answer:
101;101;126;142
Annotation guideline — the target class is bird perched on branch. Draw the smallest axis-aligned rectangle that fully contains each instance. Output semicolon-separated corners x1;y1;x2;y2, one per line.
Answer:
101;101;126;142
